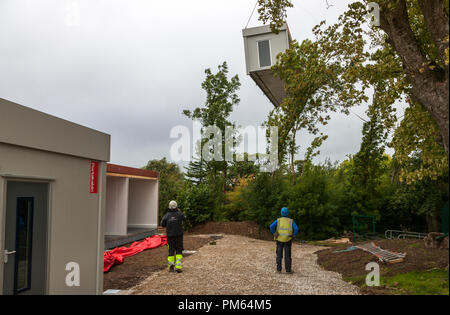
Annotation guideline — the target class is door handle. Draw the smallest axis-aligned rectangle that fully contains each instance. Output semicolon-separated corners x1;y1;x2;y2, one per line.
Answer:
3;250;16;264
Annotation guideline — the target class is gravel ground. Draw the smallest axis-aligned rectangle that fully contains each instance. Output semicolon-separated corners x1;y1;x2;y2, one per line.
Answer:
130;234;360;295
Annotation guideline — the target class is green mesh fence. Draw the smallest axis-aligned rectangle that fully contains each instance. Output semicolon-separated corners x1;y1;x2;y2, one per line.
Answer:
442;202;449;235
352;215;376;242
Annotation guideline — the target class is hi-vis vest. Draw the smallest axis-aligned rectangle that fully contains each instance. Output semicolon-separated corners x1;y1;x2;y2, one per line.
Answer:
276;217;293;242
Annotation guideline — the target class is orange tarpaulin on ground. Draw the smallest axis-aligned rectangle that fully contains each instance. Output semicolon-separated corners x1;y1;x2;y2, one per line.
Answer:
104;235;167;272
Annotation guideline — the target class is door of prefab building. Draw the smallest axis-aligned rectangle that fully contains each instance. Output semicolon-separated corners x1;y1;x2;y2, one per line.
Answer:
2;181;49;295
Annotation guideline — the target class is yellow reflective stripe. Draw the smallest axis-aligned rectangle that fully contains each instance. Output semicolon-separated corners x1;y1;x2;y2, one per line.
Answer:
175;254;183;268
277;218;293;234
276;217;293;242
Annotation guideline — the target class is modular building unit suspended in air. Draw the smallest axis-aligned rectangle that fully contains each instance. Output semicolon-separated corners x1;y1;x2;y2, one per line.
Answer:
242;24;292;107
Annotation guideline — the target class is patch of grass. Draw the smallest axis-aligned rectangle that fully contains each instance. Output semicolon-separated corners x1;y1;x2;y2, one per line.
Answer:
345;269;449;295
344;275;367;286
382;269;449;295
408;243;421;249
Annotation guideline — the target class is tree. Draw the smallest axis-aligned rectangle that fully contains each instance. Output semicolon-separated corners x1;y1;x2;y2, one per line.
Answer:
184;158;208;185
266;39;340;183
346;103;390;215
376;0;449;154
258;0;449;154
183;61;241;194
391;99;449;184
144;158;184;220
177;182;216;229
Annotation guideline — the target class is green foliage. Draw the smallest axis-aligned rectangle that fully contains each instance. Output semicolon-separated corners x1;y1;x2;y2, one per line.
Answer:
145;18;449;240
262;0;449;182
182;61;241;195
288;165;342;240
143;158;183;220
344;105;390;216
226;115;448;240
148;126;447;240
222;177;252;222
183;62;240;130
383;173;449;232
176;182;216;230
184;158;208;185
391;100;449;184
242;171;291;226
257;0;293;32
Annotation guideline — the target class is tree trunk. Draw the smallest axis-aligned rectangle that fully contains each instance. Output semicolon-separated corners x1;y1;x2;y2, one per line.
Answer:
290;147;296;185
223;165;227;196
426;214;440;232
379;0;449;154
290;128;298;185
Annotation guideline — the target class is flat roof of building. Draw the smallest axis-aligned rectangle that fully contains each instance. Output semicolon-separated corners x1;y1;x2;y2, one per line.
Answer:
107;163;159;180
0;97;110;161
242;24;292;42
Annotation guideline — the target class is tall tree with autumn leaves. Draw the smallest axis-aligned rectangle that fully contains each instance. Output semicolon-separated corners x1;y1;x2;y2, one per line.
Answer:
257;0;449;182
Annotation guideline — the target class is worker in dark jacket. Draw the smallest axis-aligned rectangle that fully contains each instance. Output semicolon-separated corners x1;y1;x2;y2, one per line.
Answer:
270;207;299;273
161;200;186;273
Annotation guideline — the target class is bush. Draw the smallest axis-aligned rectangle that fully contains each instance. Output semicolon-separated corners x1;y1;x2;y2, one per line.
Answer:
177;182;216;230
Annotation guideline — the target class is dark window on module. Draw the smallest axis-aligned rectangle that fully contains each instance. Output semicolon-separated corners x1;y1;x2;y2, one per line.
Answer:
258;40;271;67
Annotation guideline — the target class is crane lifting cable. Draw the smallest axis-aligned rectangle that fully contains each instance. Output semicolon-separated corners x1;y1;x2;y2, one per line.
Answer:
245;0;259;29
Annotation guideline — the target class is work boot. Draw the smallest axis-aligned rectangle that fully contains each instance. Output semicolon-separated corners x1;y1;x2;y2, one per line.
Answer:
286;270;293;274
176;269;183;273
169;265;175;272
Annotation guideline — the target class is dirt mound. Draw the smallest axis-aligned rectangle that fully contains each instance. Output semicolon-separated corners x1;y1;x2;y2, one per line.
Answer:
316;238;449;294
187;221;274;241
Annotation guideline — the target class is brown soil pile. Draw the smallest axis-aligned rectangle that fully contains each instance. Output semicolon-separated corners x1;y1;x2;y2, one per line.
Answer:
187;221;274;241
316;238;449;294
103;235;213;291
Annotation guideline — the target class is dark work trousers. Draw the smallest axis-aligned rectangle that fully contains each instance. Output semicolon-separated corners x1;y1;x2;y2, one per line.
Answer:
168;234;183;256
276;240;292;272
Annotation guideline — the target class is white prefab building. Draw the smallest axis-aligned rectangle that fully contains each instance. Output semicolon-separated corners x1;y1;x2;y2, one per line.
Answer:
243;24;292;107
105;164;159;249
0;98;110;295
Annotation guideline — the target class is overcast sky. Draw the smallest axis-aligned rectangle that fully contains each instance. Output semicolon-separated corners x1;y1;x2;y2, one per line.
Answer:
0;0;391;169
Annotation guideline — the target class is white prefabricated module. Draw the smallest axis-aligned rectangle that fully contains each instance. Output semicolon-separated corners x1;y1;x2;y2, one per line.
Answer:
243;24;292;107
104;164;159;249
0;97;110;295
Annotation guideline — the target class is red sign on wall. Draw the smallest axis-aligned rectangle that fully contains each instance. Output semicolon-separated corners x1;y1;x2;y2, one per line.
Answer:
90;161;99;194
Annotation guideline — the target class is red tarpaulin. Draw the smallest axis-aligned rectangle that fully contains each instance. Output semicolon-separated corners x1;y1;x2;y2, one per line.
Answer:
104;235;167;272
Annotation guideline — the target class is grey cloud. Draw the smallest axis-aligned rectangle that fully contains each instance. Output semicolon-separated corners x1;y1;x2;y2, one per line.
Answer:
1;0;369;169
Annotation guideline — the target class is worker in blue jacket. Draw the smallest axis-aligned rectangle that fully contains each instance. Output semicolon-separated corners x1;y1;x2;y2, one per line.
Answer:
270;207;299;273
